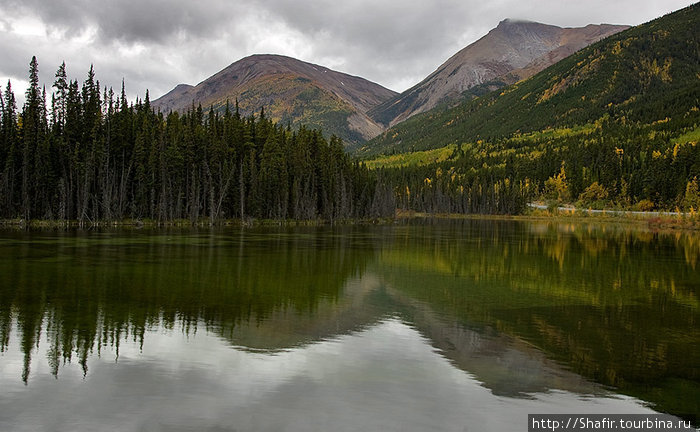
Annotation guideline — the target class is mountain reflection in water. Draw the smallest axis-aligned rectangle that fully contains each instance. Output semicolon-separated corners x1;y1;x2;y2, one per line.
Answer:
1;316;658;432
0;220;698;431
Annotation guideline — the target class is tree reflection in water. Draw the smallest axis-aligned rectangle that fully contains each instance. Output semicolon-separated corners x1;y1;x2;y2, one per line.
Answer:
0;221;698;424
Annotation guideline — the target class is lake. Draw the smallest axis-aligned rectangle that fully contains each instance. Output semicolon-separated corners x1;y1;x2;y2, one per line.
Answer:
0;219;698;431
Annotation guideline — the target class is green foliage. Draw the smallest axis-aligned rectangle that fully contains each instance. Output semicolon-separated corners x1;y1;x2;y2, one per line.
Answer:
672;124;700;145
544;164;571;203
363;144;459;169
577;181;610;209
634;199;656;212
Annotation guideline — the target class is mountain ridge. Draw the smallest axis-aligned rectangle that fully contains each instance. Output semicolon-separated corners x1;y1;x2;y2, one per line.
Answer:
368;20;629;127
152;54;397;144
153;20;630;145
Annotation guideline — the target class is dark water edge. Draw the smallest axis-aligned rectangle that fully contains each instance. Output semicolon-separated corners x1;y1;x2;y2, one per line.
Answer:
0;219;698;431
0;216;396;229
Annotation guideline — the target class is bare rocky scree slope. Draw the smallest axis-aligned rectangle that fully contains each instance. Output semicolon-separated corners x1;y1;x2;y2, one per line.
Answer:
368;20;629;127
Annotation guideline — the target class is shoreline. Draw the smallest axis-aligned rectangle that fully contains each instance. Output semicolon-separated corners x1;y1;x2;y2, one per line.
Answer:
0;217;397;230
1;209;698;232
394;208;700;232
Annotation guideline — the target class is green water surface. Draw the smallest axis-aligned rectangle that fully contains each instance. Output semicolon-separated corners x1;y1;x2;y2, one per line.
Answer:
0;220;698;431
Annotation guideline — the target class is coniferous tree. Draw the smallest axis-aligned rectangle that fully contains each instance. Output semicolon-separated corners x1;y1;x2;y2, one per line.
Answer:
20;56;45;220
0;81;18;217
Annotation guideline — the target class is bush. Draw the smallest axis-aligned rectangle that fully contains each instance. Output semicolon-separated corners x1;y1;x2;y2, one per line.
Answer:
577;182;610;209
543;165;570;203
633;199;655;212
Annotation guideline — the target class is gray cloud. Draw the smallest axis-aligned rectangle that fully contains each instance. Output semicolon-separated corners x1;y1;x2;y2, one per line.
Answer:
3;0;236;44
0;0;695;106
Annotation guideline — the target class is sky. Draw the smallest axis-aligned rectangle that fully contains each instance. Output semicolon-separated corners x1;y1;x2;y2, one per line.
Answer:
0;0;695;106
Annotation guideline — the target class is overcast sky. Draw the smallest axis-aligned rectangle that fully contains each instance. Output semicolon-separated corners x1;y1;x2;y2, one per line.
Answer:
0;0;695;106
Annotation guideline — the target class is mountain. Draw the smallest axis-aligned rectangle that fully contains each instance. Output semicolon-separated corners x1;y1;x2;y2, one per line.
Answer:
358;4;699;156
368;20;629;128
152;54;397;144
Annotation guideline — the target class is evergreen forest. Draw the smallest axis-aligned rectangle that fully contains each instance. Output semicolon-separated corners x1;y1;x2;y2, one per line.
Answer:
0;58;526;224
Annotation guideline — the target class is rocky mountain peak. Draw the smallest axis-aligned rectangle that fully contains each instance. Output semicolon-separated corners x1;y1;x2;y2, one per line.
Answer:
368;20;629;128
152;54;397;144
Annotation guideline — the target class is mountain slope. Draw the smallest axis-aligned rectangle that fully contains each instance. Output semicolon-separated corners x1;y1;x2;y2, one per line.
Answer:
368;21;629;128
358;4;699;156
152;54;397;144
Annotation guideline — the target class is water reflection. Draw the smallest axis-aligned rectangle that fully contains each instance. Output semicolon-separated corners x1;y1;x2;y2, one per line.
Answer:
0;228;378;380
0;221;698;429
378;220;699;420
0;316;657;432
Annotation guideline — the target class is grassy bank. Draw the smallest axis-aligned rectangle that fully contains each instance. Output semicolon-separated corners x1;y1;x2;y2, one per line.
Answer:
525;206;700;230
2;207;698;231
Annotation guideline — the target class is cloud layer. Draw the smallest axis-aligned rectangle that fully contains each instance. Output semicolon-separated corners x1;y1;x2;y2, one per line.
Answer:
0;0;694;105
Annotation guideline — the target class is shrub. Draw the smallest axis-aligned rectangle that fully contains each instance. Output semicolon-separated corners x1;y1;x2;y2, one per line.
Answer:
633;199;655;212
577;182;610;209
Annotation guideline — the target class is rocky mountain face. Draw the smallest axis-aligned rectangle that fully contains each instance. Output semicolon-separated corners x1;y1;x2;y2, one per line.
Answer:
368;20;629;128
152;54;397;145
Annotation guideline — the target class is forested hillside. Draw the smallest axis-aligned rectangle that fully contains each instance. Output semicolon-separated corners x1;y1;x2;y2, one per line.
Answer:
359;4;700;210
361;4;699;155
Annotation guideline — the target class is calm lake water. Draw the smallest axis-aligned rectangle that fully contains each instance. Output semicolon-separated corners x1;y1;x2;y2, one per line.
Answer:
0;219;698;431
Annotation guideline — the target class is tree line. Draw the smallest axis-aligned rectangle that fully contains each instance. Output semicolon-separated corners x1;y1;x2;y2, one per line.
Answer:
0;57;377;223
0;58;527;224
